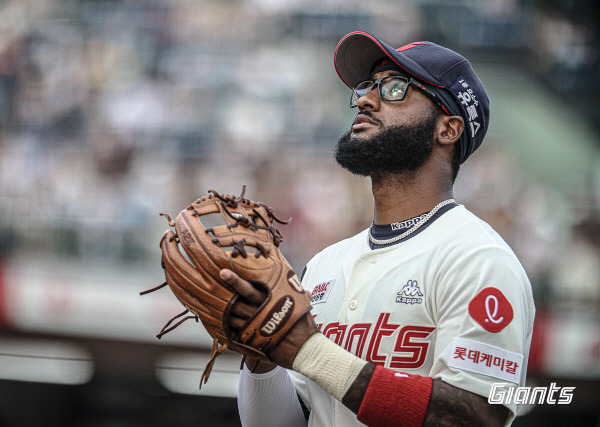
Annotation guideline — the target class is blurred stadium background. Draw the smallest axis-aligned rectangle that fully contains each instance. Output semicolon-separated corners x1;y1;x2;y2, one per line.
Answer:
0;0;598;426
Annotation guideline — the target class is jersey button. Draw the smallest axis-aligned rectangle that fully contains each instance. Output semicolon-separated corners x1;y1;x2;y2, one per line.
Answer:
349;300;358;310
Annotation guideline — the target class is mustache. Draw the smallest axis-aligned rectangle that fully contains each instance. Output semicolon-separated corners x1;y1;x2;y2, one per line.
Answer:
355;110;382;126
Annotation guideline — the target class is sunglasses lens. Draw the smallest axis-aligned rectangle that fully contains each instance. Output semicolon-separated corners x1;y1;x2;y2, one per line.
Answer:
380;78;408;101
351;80;374;106
354;80;373;95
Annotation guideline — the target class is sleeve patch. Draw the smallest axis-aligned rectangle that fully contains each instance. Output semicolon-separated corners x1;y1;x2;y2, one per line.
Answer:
468;287;513;332
448;337;523;383
310;279;335;304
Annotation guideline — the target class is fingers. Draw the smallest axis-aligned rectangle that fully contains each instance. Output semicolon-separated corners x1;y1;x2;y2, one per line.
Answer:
230;315;247;331
232;300;257;319
220;269;265;306
222;268;267;333
230;300;256;330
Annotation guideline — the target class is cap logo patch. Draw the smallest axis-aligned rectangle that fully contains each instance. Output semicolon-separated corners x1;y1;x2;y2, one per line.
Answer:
468;287;513;332
451;76;482;138
396;41;428;52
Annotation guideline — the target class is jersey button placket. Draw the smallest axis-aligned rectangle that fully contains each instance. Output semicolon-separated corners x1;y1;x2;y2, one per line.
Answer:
341;253;376;322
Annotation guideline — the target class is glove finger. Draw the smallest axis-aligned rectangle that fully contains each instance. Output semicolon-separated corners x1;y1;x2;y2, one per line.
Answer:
161;231;230;313
177;210;230;280
163;269;220;323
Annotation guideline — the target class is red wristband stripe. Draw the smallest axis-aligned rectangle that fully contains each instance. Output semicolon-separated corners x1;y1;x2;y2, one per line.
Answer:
357;366;433;427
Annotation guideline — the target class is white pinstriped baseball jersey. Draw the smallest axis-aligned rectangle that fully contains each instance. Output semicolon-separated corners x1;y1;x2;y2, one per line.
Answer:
289;204;535;427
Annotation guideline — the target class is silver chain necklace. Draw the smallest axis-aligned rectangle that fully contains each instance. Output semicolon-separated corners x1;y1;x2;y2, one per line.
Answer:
368;199;456;246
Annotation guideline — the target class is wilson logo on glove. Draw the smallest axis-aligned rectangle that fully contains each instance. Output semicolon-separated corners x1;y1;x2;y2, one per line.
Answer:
288;272;304;293
261;296;294;335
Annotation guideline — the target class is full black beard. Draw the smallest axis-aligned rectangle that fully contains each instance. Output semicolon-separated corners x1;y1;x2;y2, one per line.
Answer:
334;111;438;177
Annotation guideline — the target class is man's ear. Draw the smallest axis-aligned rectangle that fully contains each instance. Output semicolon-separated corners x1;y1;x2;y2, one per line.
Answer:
436;115;464;146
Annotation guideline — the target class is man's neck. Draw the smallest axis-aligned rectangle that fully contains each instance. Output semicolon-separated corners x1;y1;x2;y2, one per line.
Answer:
370;170;453;225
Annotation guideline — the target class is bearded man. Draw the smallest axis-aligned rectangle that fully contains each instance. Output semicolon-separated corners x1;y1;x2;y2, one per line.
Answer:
229;32;535;427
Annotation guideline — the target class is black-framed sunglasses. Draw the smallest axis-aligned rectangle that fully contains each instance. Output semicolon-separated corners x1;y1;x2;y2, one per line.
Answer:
350;75;446;113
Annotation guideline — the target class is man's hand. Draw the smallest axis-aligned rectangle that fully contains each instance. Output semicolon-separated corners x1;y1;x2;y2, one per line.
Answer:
221;268;319;369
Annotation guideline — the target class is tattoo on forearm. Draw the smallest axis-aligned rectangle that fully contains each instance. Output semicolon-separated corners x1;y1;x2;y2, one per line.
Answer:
341;363;376;414
341;366;508;426
423;379;508;427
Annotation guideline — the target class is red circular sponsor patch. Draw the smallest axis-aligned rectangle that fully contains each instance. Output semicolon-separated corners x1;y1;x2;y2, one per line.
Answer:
468;287;513;332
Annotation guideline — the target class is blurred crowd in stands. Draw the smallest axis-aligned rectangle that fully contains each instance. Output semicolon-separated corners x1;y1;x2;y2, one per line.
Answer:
0;0;598;315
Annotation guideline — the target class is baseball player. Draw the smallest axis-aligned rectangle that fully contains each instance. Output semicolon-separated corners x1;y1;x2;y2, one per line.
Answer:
227;31;535;426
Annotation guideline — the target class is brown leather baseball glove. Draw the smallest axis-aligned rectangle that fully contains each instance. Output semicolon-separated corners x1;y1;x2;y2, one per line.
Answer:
141;187;312;386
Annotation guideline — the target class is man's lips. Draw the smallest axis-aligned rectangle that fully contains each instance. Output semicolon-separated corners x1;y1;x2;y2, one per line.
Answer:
352;113;379;131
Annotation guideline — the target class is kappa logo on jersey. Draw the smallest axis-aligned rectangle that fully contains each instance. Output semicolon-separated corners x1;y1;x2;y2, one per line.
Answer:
468;287;513;332
391;214;427;231
396;280;423;304
310;279;335;304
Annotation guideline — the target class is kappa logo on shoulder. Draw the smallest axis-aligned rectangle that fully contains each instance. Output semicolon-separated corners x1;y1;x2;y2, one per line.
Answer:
396;280;423;304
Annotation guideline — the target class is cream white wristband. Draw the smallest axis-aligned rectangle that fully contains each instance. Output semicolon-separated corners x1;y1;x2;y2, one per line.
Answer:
292;333;367;402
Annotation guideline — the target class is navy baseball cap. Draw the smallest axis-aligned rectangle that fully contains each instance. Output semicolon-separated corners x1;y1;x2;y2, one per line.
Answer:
334;31;489;164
